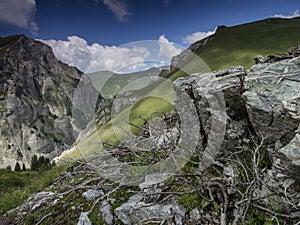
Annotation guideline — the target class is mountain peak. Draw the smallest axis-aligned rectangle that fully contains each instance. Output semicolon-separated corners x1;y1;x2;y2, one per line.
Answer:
0;34;58;64
0;34;87;169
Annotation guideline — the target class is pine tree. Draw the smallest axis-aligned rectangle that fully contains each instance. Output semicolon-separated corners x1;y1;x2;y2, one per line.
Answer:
45;158;51;167
22;163;26;171
38;155;45;168
14;162;21;172
31;155;38;171
31;155;53;171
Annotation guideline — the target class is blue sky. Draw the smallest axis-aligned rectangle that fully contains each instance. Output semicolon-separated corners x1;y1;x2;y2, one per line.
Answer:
0;0;299;72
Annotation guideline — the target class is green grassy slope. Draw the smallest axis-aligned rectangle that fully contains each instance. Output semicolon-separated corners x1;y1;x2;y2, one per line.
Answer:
59;77;175;161
201;17;300;70
0;166;68;215
169;17;300;78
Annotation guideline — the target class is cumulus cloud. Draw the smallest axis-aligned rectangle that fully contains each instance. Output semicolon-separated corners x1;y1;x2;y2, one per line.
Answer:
273;10;300;19
88;44;150;72
0;0;38;32
40;35;182;73
103;0;131;22
183;27;217;44
40;36;150;73
158;35;182;60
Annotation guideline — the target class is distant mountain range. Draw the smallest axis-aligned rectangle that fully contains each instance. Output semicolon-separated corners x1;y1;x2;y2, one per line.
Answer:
88;66;169;98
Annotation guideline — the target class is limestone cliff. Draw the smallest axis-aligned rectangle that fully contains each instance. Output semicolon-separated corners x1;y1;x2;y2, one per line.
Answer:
0;35;96;169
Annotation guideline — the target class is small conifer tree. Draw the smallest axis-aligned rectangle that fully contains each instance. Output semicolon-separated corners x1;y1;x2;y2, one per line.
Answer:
14;162;21;172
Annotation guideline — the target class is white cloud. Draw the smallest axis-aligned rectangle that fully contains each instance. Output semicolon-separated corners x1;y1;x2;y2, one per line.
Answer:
88;44;150;73
0;0;38;32
40;36;150;73
158;35;182;60
273;9;300;19
102;0;131;22
183;27;217;44
152;61;168;68
40;35;183;73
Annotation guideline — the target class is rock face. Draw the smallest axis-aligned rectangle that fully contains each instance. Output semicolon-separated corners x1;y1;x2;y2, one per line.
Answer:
243;56;300;189
115;194;186;225
276;126;300;184
77;212;92;225
100;201;113;225
158;68;169;77
0;35;99;169
243;57;300;143
264;44;300;63
174;66;249;170
174;56;300;186
113;173;187;224
82;189;104;201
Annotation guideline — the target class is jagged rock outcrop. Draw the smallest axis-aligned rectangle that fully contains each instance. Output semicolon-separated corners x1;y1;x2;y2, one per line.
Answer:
100;201;114;225
0;35;101;169
174;56;300;188
244;57;300;143
245;58;300;193
115;195;186;225
158;69;169;77
174;66;250;170
254;44;300;64
114;174;186;224
77;212;92;225
254;55;265;64
175;59;300;221
265;44;300;63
